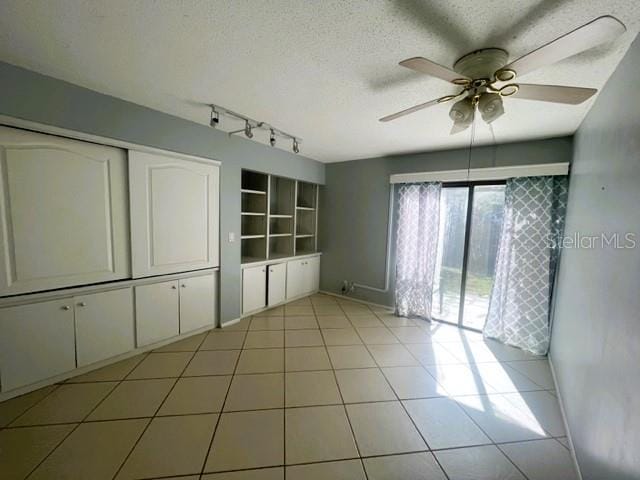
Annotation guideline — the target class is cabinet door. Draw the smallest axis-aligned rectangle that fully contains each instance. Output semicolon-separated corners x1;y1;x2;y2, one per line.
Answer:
307;257;321;293
129;151;220;278
267;263;287;307
242;265;266;314
0;126;130;296
75;288;135;367
286;259;305;299
135;281;180;347
0;299;76;391
179;274;217;333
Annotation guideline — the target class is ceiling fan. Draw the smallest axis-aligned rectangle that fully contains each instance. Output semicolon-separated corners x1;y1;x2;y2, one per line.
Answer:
379;15;626;133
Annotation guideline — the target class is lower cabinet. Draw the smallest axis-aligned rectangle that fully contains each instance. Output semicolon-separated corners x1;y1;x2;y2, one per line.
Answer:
75;288;135;367
135;280;180;347
179;274;217;333
136;273;217;347
242;265;267;314
286;256;321;300
0;299;76;392
268;263;287;306
241;255;321;315
0;271;217;395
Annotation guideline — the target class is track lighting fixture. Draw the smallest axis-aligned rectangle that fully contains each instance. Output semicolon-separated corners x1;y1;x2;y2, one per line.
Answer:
209;106;219;127
244;120;253;139
208;103;302;154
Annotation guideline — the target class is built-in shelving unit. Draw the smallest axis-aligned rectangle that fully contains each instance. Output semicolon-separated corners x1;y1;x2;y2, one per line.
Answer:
241;170;319;264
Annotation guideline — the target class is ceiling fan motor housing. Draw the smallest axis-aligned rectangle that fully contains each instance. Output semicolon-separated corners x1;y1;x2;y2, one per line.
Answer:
454;48;509;81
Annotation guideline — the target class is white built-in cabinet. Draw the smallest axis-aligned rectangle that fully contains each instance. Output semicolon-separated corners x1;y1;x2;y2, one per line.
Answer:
135;280;180;347
0;287;135;391
129;150;219;278
0;299;76;391
136;273;217;347
75;288;135;367
0;126;130;296
0;125;222;398
242;265;267;314
242;255;321;314
286;256;320;300
267;263;287;306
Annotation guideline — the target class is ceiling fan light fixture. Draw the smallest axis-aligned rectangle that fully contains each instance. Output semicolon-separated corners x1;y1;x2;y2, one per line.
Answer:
478;93;504;123
449;97;474;123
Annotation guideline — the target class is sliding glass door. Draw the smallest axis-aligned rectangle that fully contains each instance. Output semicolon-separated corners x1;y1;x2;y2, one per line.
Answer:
431;183;505;331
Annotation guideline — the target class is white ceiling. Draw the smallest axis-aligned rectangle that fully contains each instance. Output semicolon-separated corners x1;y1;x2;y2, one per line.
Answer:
0;1;638;163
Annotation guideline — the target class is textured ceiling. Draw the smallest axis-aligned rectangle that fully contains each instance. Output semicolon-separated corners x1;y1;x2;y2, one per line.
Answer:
0;1;638;162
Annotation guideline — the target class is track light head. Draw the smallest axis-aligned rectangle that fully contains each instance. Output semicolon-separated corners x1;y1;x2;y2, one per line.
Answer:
269;129;276;147
292;138;300;154
209;107;219;127
244;120;253;139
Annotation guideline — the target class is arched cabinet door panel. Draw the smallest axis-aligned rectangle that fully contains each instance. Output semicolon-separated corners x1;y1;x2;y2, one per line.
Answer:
0;126;130;296
129;151;219;278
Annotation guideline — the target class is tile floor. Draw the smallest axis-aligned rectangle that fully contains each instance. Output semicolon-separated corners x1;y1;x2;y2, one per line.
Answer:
0;293;578;480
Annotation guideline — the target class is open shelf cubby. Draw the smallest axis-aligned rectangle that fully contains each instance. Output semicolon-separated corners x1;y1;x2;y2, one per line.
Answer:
242;236;266;264
295;208;316;236
241;169;319;264
295;236;316;256
269;236;294;259
242;170;268;193
297;181;317;209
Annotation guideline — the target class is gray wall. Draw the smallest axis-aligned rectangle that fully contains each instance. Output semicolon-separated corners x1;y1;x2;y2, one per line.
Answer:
550;36;640;479
319;137;573;306
0;61;325;323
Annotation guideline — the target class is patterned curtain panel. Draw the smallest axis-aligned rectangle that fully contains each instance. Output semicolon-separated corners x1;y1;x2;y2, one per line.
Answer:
484;176;568;355
395;182;442;318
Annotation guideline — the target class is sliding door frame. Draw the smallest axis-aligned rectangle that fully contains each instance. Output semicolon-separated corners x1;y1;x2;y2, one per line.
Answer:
434;180;506;332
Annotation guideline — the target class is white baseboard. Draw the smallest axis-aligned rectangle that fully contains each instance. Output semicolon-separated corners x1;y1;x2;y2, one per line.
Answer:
319;290;393;310
548;355;583;480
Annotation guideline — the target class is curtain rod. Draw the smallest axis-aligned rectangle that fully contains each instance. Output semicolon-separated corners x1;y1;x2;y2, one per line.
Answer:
389;162;569;184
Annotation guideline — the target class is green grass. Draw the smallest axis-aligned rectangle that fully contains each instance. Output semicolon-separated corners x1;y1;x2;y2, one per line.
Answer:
439;267;493;297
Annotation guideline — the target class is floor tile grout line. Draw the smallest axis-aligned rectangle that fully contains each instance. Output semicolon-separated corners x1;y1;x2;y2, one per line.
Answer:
109;346;201;480
198;321;249;477
320;300;370;480
0;382;61;431
23;373;126;479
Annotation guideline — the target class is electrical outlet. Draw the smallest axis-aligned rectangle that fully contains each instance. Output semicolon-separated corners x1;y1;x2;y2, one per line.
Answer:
228;232;235;242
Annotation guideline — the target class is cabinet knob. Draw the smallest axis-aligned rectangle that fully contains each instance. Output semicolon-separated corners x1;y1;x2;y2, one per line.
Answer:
262;268;266;272
78;302;87;307
181;284;186;288
61;305;71;311
171;285;177;289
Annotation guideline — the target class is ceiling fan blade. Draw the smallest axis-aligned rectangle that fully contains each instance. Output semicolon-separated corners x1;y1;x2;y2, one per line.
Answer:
400;57;469;84
379;93;462;122
513;84;597;104
504;15;626;77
